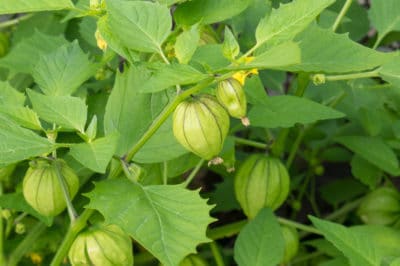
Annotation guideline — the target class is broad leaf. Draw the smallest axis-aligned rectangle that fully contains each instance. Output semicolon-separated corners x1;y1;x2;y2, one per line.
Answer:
255;0;334;48
0;31;67;73
222;27;240;60
310;217;380;266
248;95;345;128
234;208;284;266
139;63;209;93
350;155;382;189
335;136;400;176
0;81;25;106
0;0;73;14
0;106;42;130
69;133;118;173
0;115;54;166
369;0;400;46
287;24;394;73
107;0;172;53
174;0;251;26
175;25;200;64
32;41;96;96
86;179;214;266
28;90;87;133
379;56;400;87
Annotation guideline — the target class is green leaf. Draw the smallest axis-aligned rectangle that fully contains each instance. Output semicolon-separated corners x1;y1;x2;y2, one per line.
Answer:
32;41;96;96
107;0;172;53
222;27;240;60
27;90;87;132
175;24;200;64
369;0;400;46
350;155;382;189
234;208;284;266
379;56;400;87
174;0;251;26
248;95;345;128
140;63;208;93
255;0;334;48
335;136;400;176
310;217;380;266
0;193;52;226
0;106;42;130
0;115;54;166
287;24;394;73
69;133;118;173
0;0;73;14
0;30;67;73
0;81;25;106
191;44;230;70
86;179;214;266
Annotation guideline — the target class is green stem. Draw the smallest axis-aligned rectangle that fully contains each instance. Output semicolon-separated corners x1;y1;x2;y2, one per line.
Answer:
8;222;47;266
209;242;225;266
277;217;321;235
0;184;4;266
162;161;168;185
182;159;205;187
285;128;305;168
332;0;353;32
234;137;268;149
50;209;94;266
207;220;247;240
0;14;34;29
323;70;379;82
271;128;290;157
292;251;323;265
325;197;363;221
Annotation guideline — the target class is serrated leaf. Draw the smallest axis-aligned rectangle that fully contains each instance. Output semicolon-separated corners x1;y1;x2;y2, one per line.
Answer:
86;179;214;266
174;0;251;26
287;24;394;73
140;63;208;93
0;106;42;130
107;0;171;53
248;95;345;128
335;136;400;176
0;31;67;73
69;133;118;173
255;0;334;49
310;217;380;266
369;0;400;46
234;208;284;266
0;193;52;226
222;27;240;60
27;90;87;132
0;81;25;106
0;115;54;166
32;41;96;96
175;24;200;64
0;0;73;14
379;56;400;87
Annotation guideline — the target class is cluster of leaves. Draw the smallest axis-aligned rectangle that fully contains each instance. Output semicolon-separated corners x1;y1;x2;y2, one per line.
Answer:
0;0;399;265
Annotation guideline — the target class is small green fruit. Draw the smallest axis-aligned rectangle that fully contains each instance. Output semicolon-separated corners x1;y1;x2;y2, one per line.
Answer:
180;254;208;266
68;224;133;266
358;187;400;226
173;94;230;161
234;154;290;219
216;78;249;126
281;226;299;264
22;159;79;217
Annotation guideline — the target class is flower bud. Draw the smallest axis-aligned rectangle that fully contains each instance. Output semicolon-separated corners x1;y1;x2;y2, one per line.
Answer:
22;159;79;217
234;154;290;219
180;254;208;266
95;29;107;51
216;78;249;126
281;226;299;264
173;94;230;161
68;224;133;266
358;187;400;226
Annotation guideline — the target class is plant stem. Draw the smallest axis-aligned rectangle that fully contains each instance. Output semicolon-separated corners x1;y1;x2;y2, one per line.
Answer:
323;70;379;82
209;242;225;266
292;251;324;265
0;184;4;266
234;137;268;149
0;14;34;29
332;0;353;32
207;220;247;240
182;159;205;187
277;217;321;235
8;222;47;266
325;197;364;221
285;127;305;168
162;161;168;185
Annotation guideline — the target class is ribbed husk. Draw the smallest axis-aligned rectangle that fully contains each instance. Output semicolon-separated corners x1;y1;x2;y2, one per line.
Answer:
22;159;79;217
173;94;230;160
281;226;299;264
234;154;290;219
216;78;247;119
180;254;209;266
68;224;133;266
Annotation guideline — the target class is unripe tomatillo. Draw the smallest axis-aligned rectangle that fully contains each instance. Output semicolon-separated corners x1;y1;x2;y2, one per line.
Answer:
216;78;249;126
22;159;79;217
357;187;400;226
234;154;290;219
180;254;208;266
173;94;230;163
68;224;133;266
281;226;299;264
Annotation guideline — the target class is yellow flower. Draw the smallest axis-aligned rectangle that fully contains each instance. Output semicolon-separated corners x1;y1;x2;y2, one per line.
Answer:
28;252;43;265
232;56;259;85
